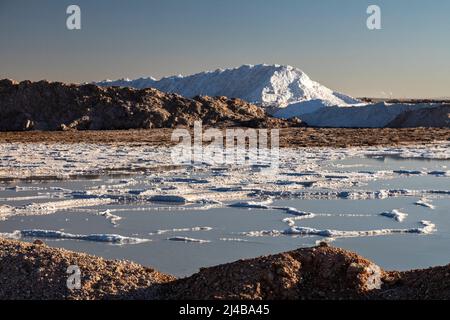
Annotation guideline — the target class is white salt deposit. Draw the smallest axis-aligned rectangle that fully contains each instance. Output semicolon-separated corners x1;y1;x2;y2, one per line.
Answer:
95;209;122;226
415;198;435;209
167;236;210;243
0;141;448;250
0;205;13;220
14;199;116;216
219;238;249;242
0;229;150;244
243;221;436;239
155;226;213;234
229;199;273;209
380;209;408;222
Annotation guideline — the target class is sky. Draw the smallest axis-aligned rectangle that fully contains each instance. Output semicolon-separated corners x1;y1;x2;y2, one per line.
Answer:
1;0;449;98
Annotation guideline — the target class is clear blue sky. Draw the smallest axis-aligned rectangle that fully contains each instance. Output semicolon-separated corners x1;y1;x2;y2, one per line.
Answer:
1;0;449;98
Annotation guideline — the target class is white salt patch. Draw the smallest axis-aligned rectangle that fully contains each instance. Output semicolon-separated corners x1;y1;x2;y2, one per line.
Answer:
243;230;283;237
282;216;316;227
338;189;414;200
315;238;336;245
415;198;435;209
418;220;437;234
230;201;316;220
155;226;213;234
219;238;249;242
277;207;316;219
253;188;432;201
0;195;52;201
10;186;46;191
229;199;273;209
380;209;408;222
0;205;13;221
0;230;21;239
283;213;372;227
1;229;150;244
243;221;436;239
95;209;122;226
14;199;115;216
190;226;213;232
167;236;210;243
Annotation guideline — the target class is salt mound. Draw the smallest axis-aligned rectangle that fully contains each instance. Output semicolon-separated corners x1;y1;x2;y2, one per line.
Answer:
97;64;360;110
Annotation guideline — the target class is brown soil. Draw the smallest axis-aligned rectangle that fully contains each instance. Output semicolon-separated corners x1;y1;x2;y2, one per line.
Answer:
0;127;448;147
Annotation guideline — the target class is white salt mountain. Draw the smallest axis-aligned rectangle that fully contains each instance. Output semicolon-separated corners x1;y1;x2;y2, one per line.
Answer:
97;64;360;112
97;64;444;127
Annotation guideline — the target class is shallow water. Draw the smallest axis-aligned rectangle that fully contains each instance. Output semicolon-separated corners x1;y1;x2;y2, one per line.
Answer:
1;145;450;277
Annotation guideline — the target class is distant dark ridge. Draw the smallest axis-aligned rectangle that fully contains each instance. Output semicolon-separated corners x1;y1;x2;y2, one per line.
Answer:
359;97;450;104
387;105;450;128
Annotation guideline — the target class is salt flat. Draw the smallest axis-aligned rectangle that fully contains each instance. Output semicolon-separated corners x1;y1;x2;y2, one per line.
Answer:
0;141;449;275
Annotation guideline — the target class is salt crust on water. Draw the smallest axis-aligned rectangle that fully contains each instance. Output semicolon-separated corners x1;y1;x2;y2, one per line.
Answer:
0;229;150;244
242;220;436;239
0;143;448;242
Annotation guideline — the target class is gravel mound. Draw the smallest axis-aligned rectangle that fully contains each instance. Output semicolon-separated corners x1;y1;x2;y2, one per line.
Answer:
1;238;450;300
379;266;450;299
0;238;174;300
160;244;383;300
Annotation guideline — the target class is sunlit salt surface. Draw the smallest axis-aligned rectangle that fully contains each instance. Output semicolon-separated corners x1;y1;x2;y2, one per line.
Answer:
0;142;449;276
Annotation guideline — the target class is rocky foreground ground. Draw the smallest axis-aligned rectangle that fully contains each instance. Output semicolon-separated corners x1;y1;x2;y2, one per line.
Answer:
1;238;449;300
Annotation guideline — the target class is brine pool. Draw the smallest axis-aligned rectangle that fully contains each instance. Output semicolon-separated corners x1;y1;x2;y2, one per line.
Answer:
0;143;449;276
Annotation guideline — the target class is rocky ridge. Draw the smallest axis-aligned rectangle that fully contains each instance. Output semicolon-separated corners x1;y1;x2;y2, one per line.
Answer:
0;79;301;131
